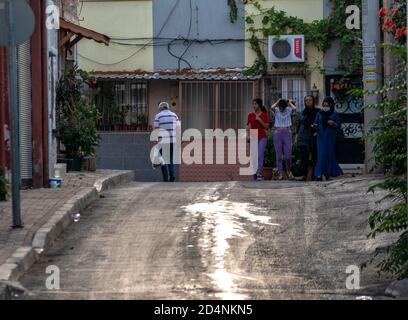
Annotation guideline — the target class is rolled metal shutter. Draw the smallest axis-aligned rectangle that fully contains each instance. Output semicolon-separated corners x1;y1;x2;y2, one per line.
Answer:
17;40;33;180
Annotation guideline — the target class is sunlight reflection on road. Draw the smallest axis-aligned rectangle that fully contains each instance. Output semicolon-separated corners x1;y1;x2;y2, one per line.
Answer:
183;193;280;300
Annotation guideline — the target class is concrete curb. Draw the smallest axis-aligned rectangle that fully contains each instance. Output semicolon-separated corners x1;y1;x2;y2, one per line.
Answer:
0;170;134;299
385;279;408;298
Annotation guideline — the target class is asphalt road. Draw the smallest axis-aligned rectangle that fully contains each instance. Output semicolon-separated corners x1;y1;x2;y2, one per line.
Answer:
16;176;397;300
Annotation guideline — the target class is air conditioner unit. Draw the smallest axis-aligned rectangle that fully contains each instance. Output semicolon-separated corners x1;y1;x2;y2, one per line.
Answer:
268;35;305;63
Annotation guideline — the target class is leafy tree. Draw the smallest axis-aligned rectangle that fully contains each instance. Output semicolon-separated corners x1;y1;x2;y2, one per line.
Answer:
363;0;407;279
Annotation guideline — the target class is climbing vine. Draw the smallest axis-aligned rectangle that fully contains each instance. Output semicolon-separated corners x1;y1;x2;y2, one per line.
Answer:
243;0;362;78
227;0;238;23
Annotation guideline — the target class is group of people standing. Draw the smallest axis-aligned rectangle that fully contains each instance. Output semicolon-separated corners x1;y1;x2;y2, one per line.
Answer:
247;95;344;182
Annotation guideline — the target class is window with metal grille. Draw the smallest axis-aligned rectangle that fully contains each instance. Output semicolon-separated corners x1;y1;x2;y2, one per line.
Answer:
181;82;255;132
264;76;307;113
96;80;148;132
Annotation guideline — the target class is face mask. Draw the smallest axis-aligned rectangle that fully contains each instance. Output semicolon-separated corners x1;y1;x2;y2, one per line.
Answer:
322;107;330;112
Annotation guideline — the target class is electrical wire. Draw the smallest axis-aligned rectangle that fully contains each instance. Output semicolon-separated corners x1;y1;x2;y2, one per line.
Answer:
176;0;194;69
79;0;181;66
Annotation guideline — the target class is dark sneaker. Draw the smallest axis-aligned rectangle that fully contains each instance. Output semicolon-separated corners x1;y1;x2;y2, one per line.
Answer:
169;176;176;182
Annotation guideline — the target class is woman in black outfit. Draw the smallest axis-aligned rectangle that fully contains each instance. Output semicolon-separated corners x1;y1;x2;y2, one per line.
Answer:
296;95;319;181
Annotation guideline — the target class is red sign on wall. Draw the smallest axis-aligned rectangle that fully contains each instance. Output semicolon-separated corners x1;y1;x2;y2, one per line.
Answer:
294;38;302;59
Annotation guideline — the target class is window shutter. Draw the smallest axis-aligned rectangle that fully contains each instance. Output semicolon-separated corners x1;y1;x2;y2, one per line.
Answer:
17;40;33;180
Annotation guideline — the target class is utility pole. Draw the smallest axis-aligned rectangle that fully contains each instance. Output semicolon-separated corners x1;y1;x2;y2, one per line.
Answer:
362;0;382;173
5;0;22;228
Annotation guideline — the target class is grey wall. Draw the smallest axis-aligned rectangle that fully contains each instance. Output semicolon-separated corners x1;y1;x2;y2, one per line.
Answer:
96;133;173;182
153;0;245;70
324;39;342;75
323;0;341;74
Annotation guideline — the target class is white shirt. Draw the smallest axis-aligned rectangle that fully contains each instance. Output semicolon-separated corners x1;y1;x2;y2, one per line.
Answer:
154;109;180;144
274;107;293;128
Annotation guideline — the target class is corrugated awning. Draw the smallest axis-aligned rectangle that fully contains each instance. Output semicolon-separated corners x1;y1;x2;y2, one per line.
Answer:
92;69;262;81
59;18;110;49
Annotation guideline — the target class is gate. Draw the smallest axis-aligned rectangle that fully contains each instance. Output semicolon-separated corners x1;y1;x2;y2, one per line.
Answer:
326;76;364;165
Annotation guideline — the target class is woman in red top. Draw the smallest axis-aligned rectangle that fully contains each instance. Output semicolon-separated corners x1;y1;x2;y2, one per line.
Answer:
247;98;270;181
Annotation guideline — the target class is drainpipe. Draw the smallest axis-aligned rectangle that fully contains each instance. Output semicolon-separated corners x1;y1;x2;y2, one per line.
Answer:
30;0;44;188
0;48;7;170
41;0;49;187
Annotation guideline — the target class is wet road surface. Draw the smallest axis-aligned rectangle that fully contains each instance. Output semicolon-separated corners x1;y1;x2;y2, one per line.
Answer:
17;177;396;300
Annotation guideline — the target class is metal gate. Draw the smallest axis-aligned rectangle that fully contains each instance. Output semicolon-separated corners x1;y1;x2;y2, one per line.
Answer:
180;81;255;132
326;76;364;165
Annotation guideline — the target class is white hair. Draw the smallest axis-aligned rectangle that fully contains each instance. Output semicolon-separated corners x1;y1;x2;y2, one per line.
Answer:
158;101;170;111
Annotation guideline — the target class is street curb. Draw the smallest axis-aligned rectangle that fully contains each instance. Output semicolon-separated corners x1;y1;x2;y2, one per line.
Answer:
0;170;134;299
385;279;408;298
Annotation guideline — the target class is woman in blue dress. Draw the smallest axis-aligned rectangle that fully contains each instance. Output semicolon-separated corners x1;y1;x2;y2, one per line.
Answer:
312;97;343;181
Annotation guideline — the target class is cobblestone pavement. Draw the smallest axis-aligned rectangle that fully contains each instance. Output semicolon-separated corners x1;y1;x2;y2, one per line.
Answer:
16;176;400;300
0;170;126;266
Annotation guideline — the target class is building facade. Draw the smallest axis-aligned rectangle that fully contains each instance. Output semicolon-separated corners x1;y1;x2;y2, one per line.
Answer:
0;0;50;188
77;0;362;181
0;0;109;188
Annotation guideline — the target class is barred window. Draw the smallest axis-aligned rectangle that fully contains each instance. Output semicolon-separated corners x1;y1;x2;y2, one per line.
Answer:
181;81;255;133
96;80;148;132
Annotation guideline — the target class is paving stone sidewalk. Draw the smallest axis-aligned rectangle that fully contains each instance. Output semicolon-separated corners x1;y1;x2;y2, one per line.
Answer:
0;170;132;266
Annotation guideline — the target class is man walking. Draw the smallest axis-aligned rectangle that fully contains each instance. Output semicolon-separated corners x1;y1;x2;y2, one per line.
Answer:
154;102;180;182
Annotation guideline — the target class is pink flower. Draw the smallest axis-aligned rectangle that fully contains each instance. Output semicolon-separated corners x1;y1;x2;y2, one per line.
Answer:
391;8;399;18
396;27;407;39
382;18;396;31
379;7;387;18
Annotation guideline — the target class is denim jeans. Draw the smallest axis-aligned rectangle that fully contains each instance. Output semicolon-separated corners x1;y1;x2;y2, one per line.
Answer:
160;143;175;182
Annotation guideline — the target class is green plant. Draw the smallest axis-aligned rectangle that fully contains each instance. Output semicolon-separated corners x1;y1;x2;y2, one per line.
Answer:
227;0;238;23
361;0;407;279
57;66;101;159
0;166;7;201
136;114;148;131
243;0;362;78
263;132;275;168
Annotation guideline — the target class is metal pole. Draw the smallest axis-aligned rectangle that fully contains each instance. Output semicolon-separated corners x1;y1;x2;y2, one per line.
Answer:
362;0;382;174
6;0;22;228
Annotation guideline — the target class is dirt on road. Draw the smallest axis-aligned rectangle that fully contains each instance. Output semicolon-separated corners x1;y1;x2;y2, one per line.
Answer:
16;176;397;300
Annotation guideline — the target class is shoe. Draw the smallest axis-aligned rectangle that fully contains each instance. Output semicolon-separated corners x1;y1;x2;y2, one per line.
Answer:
287;172;295;180
315;176;323;181
301;176;307;182
256;174;264;181
278;173;284;180
325;175;331;181
169;176;176;182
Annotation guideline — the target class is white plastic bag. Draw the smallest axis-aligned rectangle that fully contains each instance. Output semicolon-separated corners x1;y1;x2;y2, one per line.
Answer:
151;145;165;169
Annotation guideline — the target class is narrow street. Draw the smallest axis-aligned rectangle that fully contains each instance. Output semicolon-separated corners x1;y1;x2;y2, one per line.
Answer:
16;176;395;300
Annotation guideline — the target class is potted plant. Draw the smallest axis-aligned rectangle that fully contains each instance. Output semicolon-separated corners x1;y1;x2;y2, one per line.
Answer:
137;114;148;131
262;132;275;180
56;66;101;172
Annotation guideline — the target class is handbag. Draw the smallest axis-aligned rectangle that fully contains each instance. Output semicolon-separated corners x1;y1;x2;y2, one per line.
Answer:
291;159;304;178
